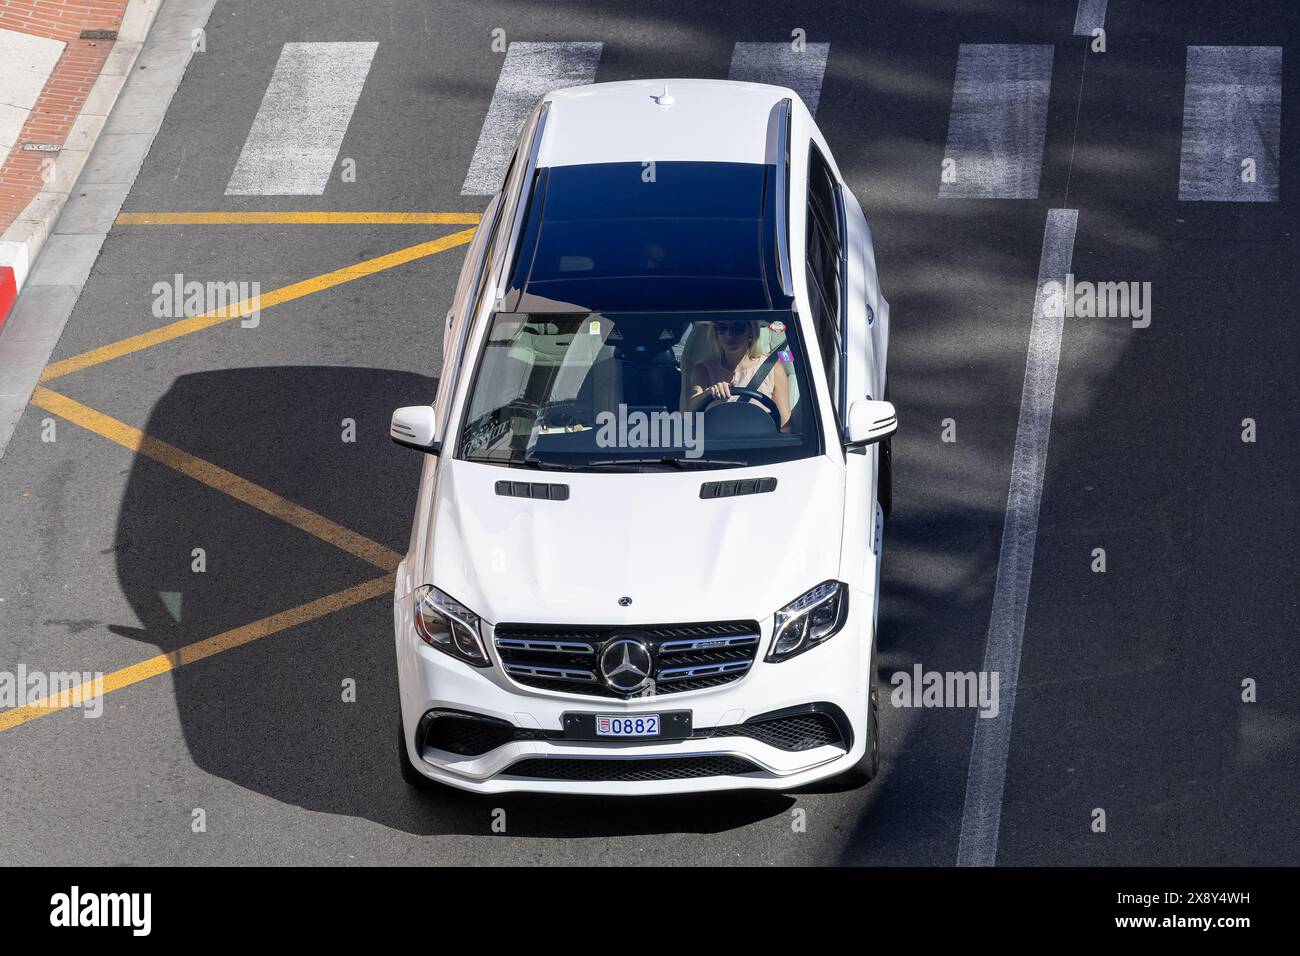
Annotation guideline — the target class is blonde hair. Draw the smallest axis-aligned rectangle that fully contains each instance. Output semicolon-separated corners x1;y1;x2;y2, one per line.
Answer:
710;318;764;360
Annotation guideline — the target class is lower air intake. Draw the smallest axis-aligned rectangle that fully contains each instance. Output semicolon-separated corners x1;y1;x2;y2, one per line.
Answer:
504;755;761;782
422;713;518;756
727;712;844;751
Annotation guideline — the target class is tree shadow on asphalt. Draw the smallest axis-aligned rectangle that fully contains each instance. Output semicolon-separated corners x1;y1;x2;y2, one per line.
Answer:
829;0;1300;863
111;364;794;837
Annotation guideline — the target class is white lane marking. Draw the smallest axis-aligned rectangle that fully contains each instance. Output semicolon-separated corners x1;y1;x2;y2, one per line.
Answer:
225;42;378;196
461;41;602;196
1178;45;1281;202
728;41;830;116
957;208;1078;867
1072;0;1108;37
940;44;1055;200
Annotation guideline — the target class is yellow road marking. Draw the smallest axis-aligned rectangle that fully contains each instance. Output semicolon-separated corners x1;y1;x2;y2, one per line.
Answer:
30;387;403;571
39;227;477;383
0;574;394;732
115;211;482;225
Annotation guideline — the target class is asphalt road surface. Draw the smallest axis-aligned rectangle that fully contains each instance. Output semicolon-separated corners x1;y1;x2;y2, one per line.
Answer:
0;0;1296;865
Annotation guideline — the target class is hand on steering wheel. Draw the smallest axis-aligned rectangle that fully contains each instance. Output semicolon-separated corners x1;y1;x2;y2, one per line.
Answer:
697;385;782;428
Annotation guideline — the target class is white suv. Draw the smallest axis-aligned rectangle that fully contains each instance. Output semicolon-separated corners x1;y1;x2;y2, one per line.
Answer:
389;79;896;795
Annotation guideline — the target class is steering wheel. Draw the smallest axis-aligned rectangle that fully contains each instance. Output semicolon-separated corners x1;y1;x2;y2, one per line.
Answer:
698;386;782;429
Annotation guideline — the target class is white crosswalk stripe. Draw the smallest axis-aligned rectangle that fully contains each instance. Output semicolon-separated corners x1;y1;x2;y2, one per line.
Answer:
1178;45;1281;202
461;41;602;196
1073;0;1108;37
939;44;1055;200
727;41;830;115
225;42;378;196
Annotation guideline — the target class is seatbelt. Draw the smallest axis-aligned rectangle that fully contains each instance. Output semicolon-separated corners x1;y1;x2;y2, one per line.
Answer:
743;343;785;391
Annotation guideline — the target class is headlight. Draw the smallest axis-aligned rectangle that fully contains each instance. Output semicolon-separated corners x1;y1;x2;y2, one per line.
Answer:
413;586;491;668
766;581;848;662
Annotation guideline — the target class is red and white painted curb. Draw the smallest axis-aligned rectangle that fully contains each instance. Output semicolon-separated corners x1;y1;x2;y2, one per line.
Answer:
0;241;29;332
0;0;160;332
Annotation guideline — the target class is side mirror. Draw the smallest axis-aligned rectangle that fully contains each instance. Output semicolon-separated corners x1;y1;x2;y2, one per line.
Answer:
390;405;440;453
845;399;897;448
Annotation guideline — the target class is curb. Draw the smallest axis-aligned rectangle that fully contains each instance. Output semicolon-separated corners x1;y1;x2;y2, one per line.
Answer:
0;242;26;324
0;0;163;331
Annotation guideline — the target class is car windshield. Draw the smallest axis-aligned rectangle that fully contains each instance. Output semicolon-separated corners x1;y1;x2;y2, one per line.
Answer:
457;311;822;471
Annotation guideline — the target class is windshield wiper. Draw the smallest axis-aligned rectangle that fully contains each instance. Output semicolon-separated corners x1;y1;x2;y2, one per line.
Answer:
507;454;747;472
581;456;747;470
462;454;584;471
518;455;584;471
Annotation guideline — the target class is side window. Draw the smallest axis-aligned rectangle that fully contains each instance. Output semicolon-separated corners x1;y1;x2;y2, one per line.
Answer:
805;145;843;418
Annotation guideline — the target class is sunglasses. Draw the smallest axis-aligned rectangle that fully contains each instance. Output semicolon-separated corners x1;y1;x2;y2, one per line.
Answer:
713;321;751;336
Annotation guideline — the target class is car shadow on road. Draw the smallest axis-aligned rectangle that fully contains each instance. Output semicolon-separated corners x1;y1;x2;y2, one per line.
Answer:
112;365;795;838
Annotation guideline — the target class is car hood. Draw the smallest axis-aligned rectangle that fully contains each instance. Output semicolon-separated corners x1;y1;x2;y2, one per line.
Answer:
420;457;845;625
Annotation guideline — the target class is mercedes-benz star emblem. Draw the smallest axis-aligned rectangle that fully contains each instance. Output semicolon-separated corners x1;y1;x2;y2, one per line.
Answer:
599;638;653;693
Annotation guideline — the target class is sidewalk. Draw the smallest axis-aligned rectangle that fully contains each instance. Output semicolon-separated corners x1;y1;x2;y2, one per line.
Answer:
0;0;216;458
0;0;160;326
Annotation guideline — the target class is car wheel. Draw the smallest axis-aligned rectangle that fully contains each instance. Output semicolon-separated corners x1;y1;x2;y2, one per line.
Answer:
839;683;881;787
398;715;437;790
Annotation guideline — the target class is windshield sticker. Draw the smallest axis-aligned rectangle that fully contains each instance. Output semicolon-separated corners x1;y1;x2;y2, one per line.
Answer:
769;320;785;333
463;417;510;454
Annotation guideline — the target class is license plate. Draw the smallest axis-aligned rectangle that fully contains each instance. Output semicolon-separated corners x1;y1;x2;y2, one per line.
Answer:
595;714;660;737
563;711;691;740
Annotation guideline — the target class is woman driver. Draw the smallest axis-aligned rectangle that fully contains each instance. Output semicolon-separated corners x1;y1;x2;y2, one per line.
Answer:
686;318;792;429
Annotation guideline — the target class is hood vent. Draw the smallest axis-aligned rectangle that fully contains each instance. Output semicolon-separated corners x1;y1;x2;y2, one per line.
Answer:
699;477;777;499
495;480;569;501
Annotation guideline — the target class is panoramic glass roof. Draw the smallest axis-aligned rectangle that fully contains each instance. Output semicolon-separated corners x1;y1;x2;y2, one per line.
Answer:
507;161;788;313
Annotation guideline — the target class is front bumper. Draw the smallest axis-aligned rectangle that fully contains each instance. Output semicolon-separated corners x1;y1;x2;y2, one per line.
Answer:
394;585;875;795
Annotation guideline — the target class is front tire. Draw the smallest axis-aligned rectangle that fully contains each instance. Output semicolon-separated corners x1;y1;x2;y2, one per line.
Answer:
398;715;437;790
838;683;881;787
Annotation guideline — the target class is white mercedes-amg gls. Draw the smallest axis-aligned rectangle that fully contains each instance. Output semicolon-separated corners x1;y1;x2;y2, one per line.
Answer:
389;79;896;794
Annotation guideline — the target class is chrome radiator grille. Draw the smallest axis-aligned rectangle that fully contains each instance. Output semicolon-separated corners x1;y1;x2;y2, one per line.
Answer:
493;621;761;698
